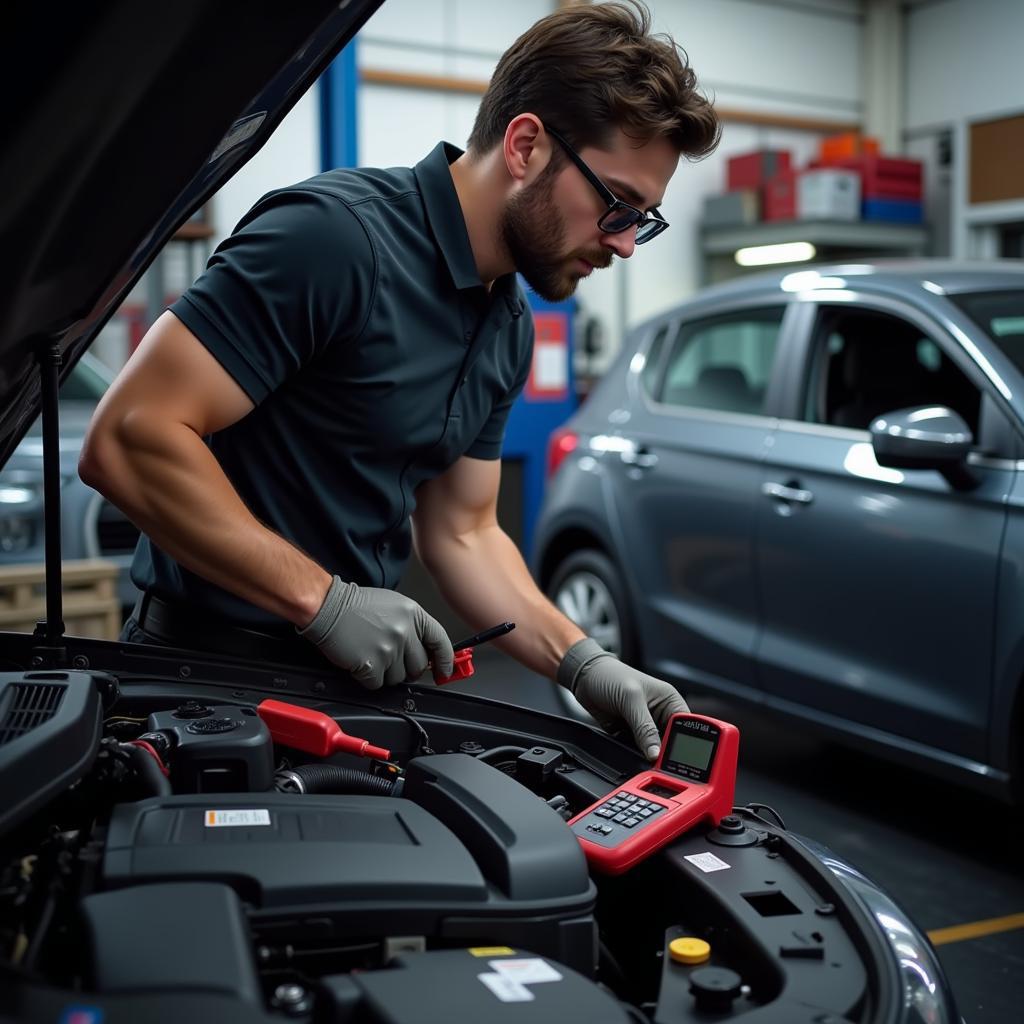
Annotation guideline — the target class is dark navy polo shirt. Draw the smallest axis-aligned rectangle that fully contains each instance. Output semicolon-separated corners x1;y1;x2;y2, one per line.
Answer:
131;142;534;629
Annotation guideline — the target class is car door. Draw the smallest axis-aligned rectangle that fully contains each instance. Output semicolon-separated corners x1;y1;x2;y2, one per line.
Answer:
606;301;792;700
754;295;1015;762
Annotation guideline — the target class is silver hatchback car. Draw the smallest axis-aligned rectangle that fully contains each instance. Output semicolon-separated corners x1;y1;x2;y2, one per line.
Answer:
534;260;1024;801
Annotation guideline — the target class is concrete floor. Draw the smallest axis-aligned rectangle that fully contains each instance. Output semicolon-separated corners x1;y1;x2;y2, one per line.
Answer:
452;649;1024;1024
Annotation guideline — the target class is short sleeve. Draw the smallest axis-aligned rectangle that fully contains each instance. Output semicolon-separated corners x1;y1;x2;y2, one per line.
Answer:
168;189;375;404
465;319;535;460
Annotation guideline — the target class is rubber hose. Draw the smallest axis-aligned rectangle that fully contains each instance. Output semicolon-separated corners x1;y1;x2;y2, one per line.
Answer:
122;743;171;797
279;763;396;796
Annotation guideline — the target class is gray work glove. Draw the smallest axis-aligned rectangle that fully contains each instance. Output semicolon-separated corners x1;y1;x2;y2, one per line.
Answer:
299;576;454;690
558;638;689;761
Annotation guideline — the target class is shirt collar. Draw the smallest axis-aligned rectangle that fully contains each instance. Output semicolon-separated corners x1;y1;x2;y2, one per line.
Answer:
414;142;527;321
414;142;483;292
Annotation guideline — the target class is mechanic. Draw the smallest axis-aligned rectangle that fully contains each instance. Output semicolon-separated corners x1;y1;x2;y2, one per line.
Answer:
79;1;720;761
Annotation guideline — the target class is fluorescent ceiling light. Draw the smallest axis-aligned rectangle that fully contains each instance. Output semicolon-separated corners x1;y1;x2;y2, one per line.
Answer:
735;242;816;267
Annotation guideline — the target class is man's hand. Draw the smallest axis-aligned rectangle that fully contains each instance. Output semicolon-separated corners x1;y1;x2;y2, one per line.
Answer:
558;638;689;760
299;577;454;689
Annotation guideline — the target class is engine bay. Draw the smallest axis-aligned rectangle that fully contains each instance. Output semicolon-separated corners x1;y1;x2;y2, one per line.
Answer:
0;663;913;1023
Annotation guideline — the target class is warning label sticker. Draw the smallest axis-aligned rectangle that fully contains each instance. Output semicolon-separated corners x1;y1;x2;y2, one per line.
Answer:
488;958;562;984
684;851;731;873
478;972;534;1002
204;809;271;827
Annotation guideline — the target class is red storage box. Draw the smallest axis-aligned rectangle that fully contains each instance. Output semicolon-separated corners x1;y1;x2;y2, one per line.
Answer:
809;155;923;201
727;150;791;191
762;170;797;221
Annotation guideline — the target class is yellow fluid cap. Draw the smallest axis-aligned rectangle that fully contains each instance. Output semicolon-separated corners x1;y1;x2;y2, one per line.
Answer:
669;937;711;965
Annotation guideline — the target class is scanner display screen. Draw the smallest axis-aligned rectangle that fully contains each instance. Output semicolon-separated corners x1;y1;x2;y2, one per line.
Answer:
661;721;720;782
667;732;714;771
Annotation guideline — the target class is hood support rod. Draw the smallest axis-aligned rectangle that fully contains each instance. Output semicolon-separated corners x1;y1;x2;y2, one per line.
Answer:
31;340;66;662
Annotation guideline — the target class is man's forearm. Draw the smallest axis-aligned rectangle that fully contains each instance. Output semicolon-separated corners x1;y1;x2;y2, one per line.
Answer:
80;414;330;625
419;523;583;678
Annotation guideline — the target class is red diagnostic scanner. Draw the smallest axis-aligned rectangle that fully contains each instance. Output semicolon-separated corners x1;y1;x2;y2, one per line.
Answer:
433;648;475;685
569;713;739;875
257;699;391;761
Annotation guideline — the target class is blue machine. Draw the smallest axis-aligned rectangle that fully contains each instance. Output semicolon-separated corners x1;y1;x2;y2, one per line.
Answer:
502;287;577;556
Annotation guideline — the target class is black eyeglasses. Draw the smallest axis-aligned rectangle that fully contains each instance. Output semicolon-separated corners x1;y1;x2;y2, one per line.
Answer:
546;126;669;245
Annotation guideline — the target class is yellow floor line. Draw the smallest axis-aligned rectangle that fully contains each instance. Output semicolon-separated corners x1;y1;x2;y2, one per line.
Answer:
927;912;1024;947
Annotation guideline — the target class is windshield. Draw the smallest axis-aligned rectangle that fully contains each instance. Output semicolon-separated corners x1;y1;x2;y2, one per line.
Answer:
952;290;1024;374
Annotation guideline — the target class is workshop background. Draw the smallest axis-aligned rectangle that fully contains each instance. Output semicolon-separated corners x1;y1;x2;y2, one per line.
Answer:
4;3;1023;1019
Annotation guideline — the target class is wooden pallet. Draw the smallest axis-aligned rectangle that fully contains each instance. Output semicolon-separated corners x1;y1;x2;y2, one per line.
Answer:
0;559;122;640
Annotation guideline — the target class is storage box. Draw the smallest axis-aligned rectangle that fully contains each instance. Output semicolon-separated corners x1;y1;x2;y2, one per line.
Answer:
798;168;861;221
0;559;121;639
727;150;791;191
861;197;924;224
819;132;879;162
810;155;923;201
702;190;760;227
762;170;798;221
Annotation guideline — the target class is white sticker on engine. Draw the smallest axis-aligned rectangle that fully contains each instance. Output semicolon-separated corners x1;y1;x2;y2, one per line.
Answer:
204;809;270;827
478;973;534;1002
684;851;731;873
488;958;562;984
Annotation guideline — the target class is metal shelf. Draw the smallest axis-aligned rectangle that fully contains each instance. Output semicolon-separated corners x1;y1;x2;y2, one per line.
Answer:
701;219;928;255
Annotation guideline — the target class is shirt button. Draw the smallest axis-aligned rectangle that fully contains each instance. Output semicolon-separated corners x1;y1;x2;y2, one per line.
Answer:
463;330;472;341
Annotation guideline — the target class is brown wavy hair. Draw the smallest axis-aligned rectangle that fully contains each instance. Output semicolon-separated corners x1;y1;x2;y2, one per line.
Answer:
467;0;720;160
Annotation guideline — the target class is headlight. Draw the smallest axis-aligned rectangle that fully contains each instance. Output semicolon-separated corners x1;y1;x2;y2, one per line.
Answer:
0;485;37;505
798;837;959;1024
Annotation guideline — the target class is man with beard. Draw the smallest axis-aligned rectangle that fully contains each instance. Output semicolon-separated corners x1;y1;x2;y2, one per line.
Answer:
81;1;720;760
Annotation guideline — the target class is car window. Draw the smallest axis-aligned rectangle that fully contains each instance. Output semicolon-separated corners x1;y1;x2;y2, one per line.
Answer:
639;324;670;396
58;357;111;402
655;307;784;416
950;290;1024;373
804;306;981;435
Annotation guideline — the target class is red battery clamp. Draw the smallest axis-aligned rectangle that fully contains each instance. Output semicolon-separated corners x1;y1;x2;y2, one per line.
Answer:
569;713;739;875
257;699;391;761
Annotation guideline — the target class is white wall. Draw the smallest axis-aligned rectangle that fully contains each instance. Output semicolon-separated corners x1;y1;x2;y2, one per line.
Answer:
905;0;1024;260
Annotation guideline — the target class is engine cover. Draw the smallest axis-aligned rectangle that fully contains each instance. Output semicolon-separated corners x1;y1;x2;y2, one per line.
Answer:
101;759;597;973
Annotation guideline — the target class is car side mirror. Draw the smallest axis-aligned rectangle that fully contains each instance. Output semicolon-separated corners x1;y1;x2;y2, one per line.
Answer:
869;406;978;491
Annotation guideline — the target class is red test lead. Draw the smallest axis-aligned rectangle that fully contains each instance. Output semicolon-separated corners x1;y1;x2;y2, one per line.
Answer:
257;699;391;761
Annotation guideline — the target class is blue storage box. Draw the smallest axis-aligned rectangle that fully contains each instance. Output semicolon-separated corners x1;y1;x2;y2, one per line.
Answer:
861;198;923;223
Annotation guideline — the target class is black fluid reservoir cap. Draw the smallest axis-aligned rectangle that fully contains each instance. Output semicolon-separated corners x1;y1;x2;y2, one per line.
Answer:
689;966;743;1013
173;701;213;720
707;814;758;847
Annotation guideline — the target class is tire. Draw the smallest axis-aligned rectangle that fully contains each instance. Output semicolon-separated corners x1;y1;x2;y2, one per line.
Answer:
547;549;637;663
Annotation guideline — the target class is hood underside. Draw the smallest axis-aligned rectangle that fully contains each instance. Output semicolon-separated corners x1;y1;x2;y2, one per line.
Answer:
0;0;382;467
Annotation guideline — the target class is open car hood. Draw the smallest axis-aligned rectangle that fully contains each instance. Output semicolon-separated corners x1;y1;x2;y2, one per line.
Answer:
0;0;382;468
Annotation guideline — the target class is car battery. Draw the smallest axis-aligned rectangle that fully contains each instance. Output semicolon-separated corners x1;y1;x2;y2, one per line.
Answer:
762;170;797;221
862;197;924;223
727;149;791;191
702;189;759;227
798;168;861;220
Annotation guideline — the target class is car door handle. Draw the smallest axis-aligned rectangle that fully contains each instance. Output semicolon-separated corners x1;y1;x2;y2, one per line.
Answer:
761;481;814;505
620;446;658;469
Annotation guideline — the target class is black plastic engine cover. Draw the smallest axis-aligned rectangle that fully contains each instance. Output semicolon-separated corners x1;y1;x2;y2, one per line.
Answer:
323;948;632;1023
100;779;597;973
0;670;105;832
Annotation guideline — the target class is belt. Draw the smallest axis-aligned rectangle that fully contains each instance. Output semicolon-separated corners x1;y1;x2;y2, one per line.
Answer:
132;591;327;667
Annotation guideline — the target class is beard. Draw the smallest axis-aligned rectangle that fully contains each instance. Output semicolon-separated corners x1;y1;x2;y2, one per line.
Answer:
500;170;611;301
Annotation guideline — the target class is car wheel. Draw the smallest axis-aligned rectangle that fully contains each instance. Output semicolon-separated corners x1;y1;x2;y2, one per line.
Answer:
548;549;636;663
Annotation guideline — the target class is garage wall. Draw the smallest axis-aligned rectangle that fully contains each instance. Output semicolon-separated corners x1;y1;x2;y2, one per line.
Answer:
904;0;1024;260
